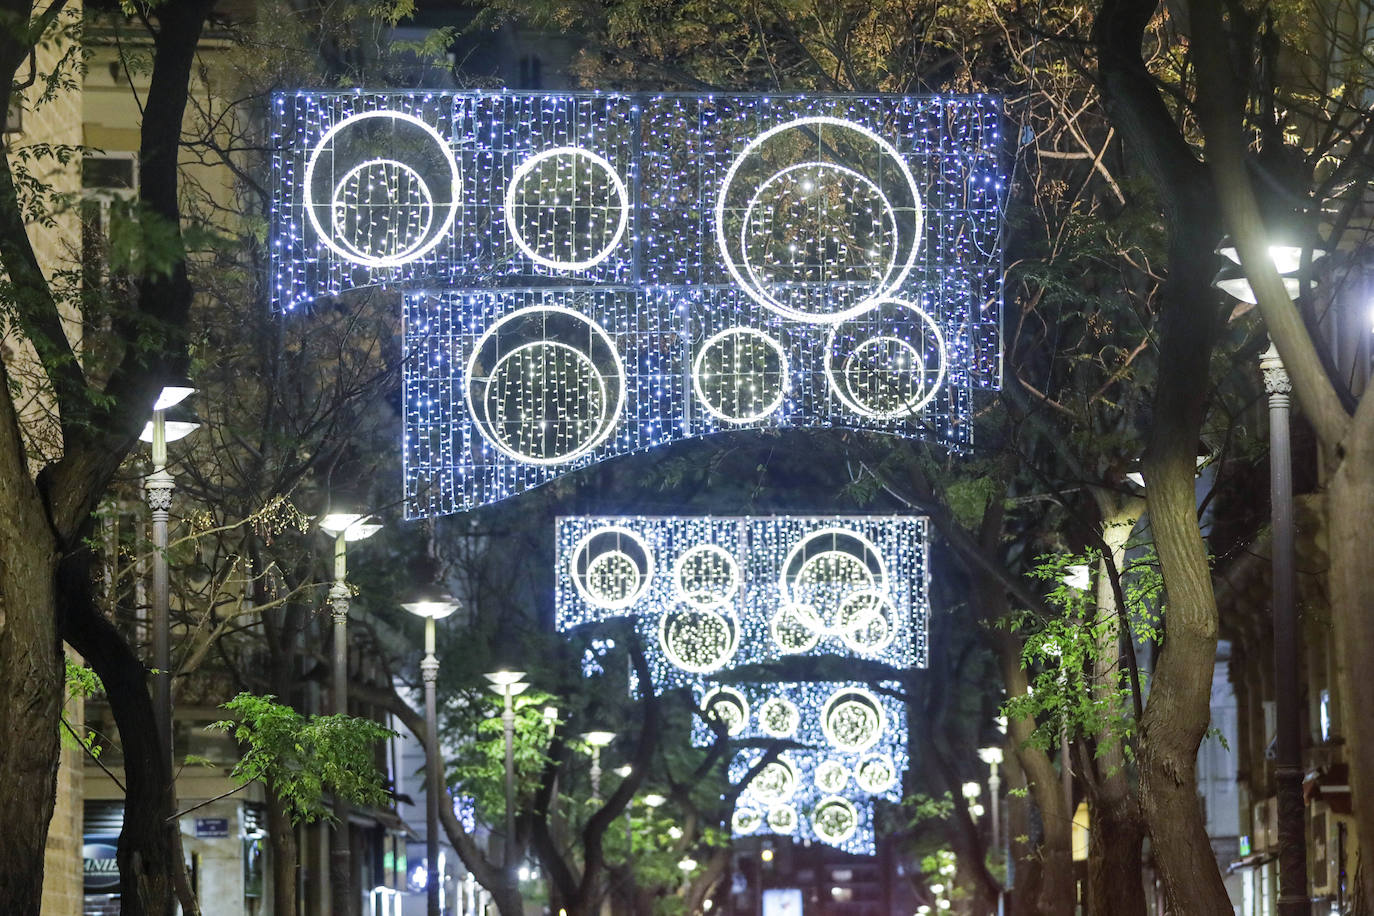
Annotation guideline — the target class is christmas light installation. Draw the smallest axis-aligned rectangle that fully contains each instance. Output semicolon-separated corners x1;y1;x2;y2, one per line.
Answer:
555;515;930;686
270;92;1004;517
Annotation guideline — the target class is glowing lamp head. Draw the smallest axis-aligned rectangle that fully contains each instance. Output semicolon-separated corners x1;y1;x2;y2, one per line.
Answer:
1216;235;1326;275
318;513;382;541
978;746;1004;766
402;596;461;619
140;418;200;443
961;781;981;800
1061;564;1091;591
582;730;616;748
1212;263;1303;304
153;382;196;412
642;793;666;808
483;670;527;687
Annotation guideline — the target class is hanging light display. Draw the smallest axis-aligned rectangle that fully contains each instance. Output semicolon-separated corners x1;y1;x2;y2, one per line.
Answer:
270;92;1005;516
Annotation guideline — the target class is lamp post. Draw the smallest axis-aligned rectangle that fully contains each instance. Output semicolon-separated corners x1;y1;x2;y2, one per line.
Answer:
1214;234;1325;916
141;381;197;763
979;746;1005;915
319;511;381;916
582;731;616;802
485;670;529;902
403;592;461;916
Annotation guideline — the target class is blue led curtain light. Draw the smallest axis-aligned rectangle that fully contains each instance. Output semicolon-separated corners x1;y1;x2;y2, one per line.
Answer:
271;92;1005;516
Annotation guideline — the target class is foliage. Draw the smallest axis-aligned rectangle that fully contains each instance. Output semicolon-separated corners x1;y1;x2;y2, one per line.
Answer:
446;688;559;826
209;692;395;824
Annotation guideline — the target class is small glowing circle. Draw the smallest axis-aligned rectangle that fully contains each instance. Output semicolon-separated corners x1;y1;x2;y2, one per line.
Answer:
330;158;435;263
748;756;798;803
825;299;947;420
837;589;898;655
757;696;801;739
814;760;850;794
715;116;924;324
779;528;888;635
821;686;886;752
304;109;460;268
700;685;750;736
673;544;741;609
504;146;630;271
690;327;789;423
659;606;740;673
767;804;799;833
811;796;859;845
854;754;899;794
732;808;762;835
569;525;654;610
768;603;822;654
465;305;625;466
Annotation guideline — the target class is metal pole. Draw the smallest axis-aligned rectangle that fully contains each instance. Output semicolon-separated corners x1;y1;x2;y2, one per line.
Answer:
423;616;442;916
330;533;353;916
1262;343;1308;916
145;408;175;766
503;686;517;902
590;747;602;803
989;762;1003;916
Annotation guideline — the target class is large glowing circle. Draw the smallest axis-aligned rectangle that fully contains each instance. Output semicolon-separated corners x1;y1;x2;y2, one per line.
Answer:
504;146;629;271
330;159;435;262
837;589;898;655
739;162;901;321
691;327;789;423
821;687;886;752
659;605;740;673
779;528;887;635
814;760;850;794
757;696;801;739
767;804;799;833
673;544;740;609
304;109;460;268
569;525;654;610
748;756;798;803
811;796;859;845
466;305;625;465
715;116;923;323
768;603;821;654
854;753;898;794
826;298;947;420
732;808;763;835
700;686;750;736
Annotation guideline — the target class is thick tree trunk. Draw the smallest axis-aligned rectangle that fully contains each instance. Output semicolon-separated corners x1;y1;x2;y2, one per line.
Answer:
266;781;300;916
0;364;63;916
1087;791;1146;916
1328;424;1374;910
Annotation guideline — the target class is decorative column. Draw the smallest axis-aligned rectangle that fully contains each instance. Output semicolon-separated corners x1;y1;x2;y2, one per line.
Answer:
421;635;441;916
329;535;353;916
145;468;175;761
1262;341;1307;916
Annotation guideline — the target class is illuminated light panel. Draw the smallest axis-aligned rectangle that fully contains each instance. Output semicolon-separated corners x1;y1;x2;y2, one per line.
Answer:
757;696;801;738
700;685;750;736
271;93;1004;516
555;516;929;685
569;526;654;610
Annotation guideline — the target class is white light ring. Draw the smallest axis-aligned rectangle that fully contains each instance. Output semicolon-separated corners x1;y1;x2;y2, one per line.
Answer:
821;685;887;753
811;795;859;845
841;337;926;417
700;685;750;737
715;116;923;323
738;161;901;320
330;158;436;263
748;755;799;803
671;543;742;609
825;298;947;420
503;146;630;271
482;339;610;462
756;696;801;739
778;526;889;616
768;603;823;653
814;760;850;793
569;524;655;611
304;109;460;269
658;605;741;674
836;588;899;655
854;753;899;794
690;326;790;423
464;304;626;467
732;808;763;835
767;804;799;833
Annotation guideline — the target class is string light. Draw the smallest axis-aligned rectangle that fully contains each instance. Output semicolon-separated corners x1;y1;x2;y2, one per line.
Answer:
269;92;1004;517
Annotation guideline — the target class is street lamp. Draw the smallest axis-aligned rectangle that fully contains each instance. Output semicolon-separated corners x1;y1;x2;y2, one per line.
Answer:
319;510;381;915
141;381;198;764
979;745;1005;914
1215;236;1326;916
403;591;461;916
485;670;529;900
582;730;616;802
